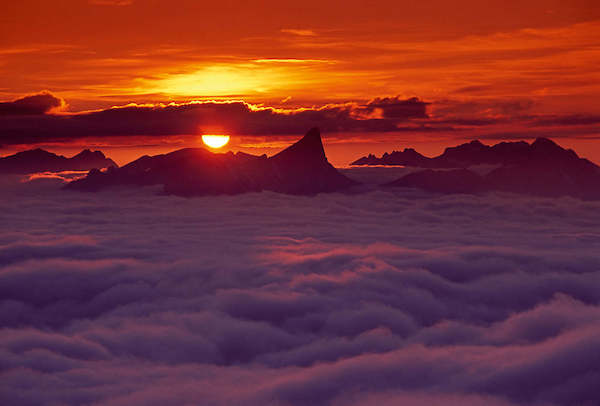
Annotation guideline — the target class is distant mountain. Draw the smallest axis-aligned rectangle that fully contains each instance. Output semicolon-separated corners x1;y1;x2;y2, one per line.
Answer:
67;128;357;196
352;148;434;167
389;169;487;194
0;148;117;174
351;138;598;169
385;138;600;199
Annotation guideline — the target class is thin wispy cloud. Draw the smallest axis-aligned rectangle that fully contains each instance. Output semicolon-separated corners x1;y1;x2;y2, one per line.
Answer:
281;28;317;36
253;58;335;64
89;0;133;5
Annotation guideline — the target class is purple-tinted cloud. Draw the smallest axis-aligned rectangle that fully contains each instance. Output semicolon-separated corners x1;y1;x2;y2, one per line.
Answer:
0;173;599;405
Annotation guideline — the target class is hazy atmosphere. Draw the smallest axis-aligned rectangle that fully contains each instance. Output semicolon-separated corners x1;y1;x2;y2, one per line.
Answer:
2;1;599;405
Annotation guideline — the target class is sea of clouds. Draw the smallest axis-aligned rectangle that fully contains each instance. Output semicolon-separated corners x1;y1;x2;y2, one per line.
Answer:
1;171;599;406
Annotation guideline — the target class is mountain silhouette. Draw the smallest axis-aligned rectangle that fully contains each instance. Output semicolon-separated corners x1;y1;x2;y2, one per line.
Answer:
67;128;357;196
267;127;354;194
0;148;117;174
352;148;432;167
351;138;598;169
385;138;600;199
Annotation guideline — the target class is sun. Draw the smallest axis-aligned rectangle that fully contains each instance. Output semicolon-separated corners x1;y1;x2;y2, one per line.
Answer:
202;135;230;149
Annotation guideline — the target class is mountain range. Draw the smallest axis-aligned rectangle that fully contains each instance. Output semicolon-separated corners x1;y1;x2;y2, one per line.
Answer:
3;131;600;200
0;148;117;174
384;138;600;199
351;138;599;169
66;128;356;196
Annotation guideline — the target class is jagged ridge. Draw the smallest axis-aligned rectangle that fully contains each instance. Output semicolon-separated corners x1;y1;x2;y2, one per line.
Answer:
67;127;356;196
351;138;598;170
0;148;117;174
386;138;600;199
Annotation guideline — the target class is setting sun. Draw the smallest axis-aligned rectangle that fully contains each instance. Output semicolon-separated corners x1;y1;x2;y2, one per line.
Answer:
202;135;230;149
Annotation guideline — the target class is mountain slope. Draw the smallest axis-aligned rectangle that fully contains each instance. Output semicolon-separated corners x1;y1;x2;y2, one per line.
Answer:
268;127;356;194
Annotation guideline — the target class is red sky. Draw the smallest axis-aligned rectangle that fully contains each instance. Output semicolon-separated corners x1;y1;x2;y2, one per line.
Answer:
1;0;599;164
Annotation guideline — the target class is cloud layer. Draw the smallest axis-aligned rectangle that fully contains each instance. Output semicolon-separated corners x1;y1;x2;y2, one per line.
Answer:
1;172;599;405
0;95;432;146
1;92;598;158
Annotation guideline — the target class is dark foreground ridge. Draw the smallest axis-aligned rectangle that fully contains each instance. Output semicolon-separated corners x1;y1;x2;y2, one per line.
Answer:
67;128;357;196
385;138;600;199
0;148;117;174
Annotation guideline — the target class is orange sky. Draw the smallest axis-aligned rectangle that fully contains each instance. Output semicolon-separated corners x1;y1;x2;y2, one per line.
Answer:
1;0;599;164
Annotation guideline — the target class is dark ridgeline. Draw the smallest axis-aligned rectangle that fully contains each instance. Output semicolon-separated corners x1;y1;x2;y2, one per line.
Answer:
351;138;597;169
67;128;357;196
352;148;433;167
0;148;117;174
7;129;599;200
384;138;600;200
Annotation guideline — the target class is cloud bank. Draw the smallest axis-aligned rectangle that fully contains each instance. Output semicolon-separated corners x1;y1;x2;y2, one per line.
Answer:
1;92;598;153
0;95;430;146
1;173;599;405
